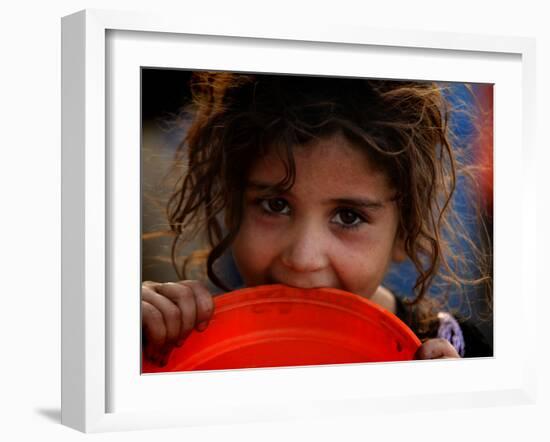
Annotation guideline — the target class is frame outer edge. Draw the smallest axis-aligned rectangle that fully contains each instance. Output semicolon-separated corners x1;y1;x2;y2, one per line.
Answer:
62;9;109;433
60;8;536;433
61;10;87;432
521;38;537;403
84;9;108;432
86;7;531;55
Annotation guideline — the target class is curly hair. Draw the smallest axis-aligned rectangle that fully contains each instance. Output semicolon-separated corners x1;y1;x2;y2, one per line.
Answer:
165;71;492;332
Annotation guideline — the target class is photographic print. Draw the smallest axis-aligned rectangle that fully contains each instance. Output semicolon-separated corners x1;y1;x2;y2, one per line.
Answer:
140;69;494;374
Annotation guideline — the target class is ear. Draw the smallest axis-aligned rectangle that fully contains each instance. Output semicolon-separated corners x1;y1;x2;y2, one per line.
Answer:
391;233;407;263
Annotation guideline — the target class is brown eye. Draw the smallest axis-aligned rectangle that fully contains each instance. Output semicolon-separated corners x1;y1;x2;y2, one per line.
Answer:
261;198;290;215
331;208;366;229
339;210;359;224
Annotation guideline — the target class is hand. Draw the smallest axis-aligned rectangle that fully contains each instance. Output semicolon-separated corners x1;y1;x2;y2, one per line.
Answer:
414;338;460;360
141;280;214;366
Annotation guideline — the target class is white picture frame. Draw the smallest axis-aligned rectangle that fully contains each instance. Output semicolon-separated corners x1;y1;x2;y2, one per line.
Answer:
61;9;537;433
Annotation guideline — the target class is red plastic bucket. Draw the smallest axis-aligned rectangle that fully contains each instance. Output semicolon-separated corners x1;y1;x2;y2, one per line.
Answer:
142;284;421;373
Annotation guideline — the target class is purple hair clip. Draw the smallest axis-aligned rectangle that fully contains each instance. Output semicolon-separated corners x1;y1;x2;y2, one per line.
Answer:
436;312;465;357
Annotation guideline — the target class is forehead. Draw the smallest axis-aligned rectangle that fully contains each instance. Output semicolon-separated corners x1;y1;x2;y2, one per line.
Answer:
250;133;393;195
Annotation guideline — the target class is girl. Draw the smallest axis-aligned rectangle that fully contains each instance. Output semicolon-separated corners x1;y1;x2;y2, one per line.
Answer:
141;72;493;367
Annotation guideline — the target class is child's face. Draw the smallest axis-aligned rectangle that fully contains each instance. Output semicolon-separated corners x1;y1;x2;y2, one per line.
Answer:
231;132;405;299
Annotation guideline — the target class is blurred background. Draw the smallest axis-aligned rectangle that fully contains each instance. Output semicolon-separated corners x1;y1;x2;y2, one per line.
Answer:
141;68;493;345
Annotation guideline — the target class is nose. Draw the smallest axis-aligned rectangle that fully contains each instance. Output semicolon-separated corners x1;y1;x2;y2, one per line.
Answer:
280;221;329;273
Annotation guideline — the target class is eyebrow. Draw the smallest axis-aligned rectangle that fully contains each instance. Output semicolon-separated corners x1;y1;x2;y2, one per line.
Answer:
328;197;386;210
246;180;282;192
246;180;388;209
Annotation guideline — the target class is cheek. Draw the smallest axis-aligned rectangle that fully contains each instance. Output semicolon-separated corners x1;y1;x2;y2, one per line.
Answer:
231;218;275;281
333;250;375;285
329;238;394;294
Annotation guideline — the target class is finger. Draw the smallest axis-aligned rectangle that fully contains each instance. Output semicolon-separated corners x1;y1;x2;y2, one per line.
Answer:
141;300;168;366
142;286;182;349
414;338;460;360
179;280;214;332
156;282;197;344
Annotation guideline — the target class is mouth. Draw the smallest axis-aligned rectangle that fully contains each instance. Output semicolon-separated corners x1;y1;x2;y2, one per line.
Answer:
265;275;336;290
